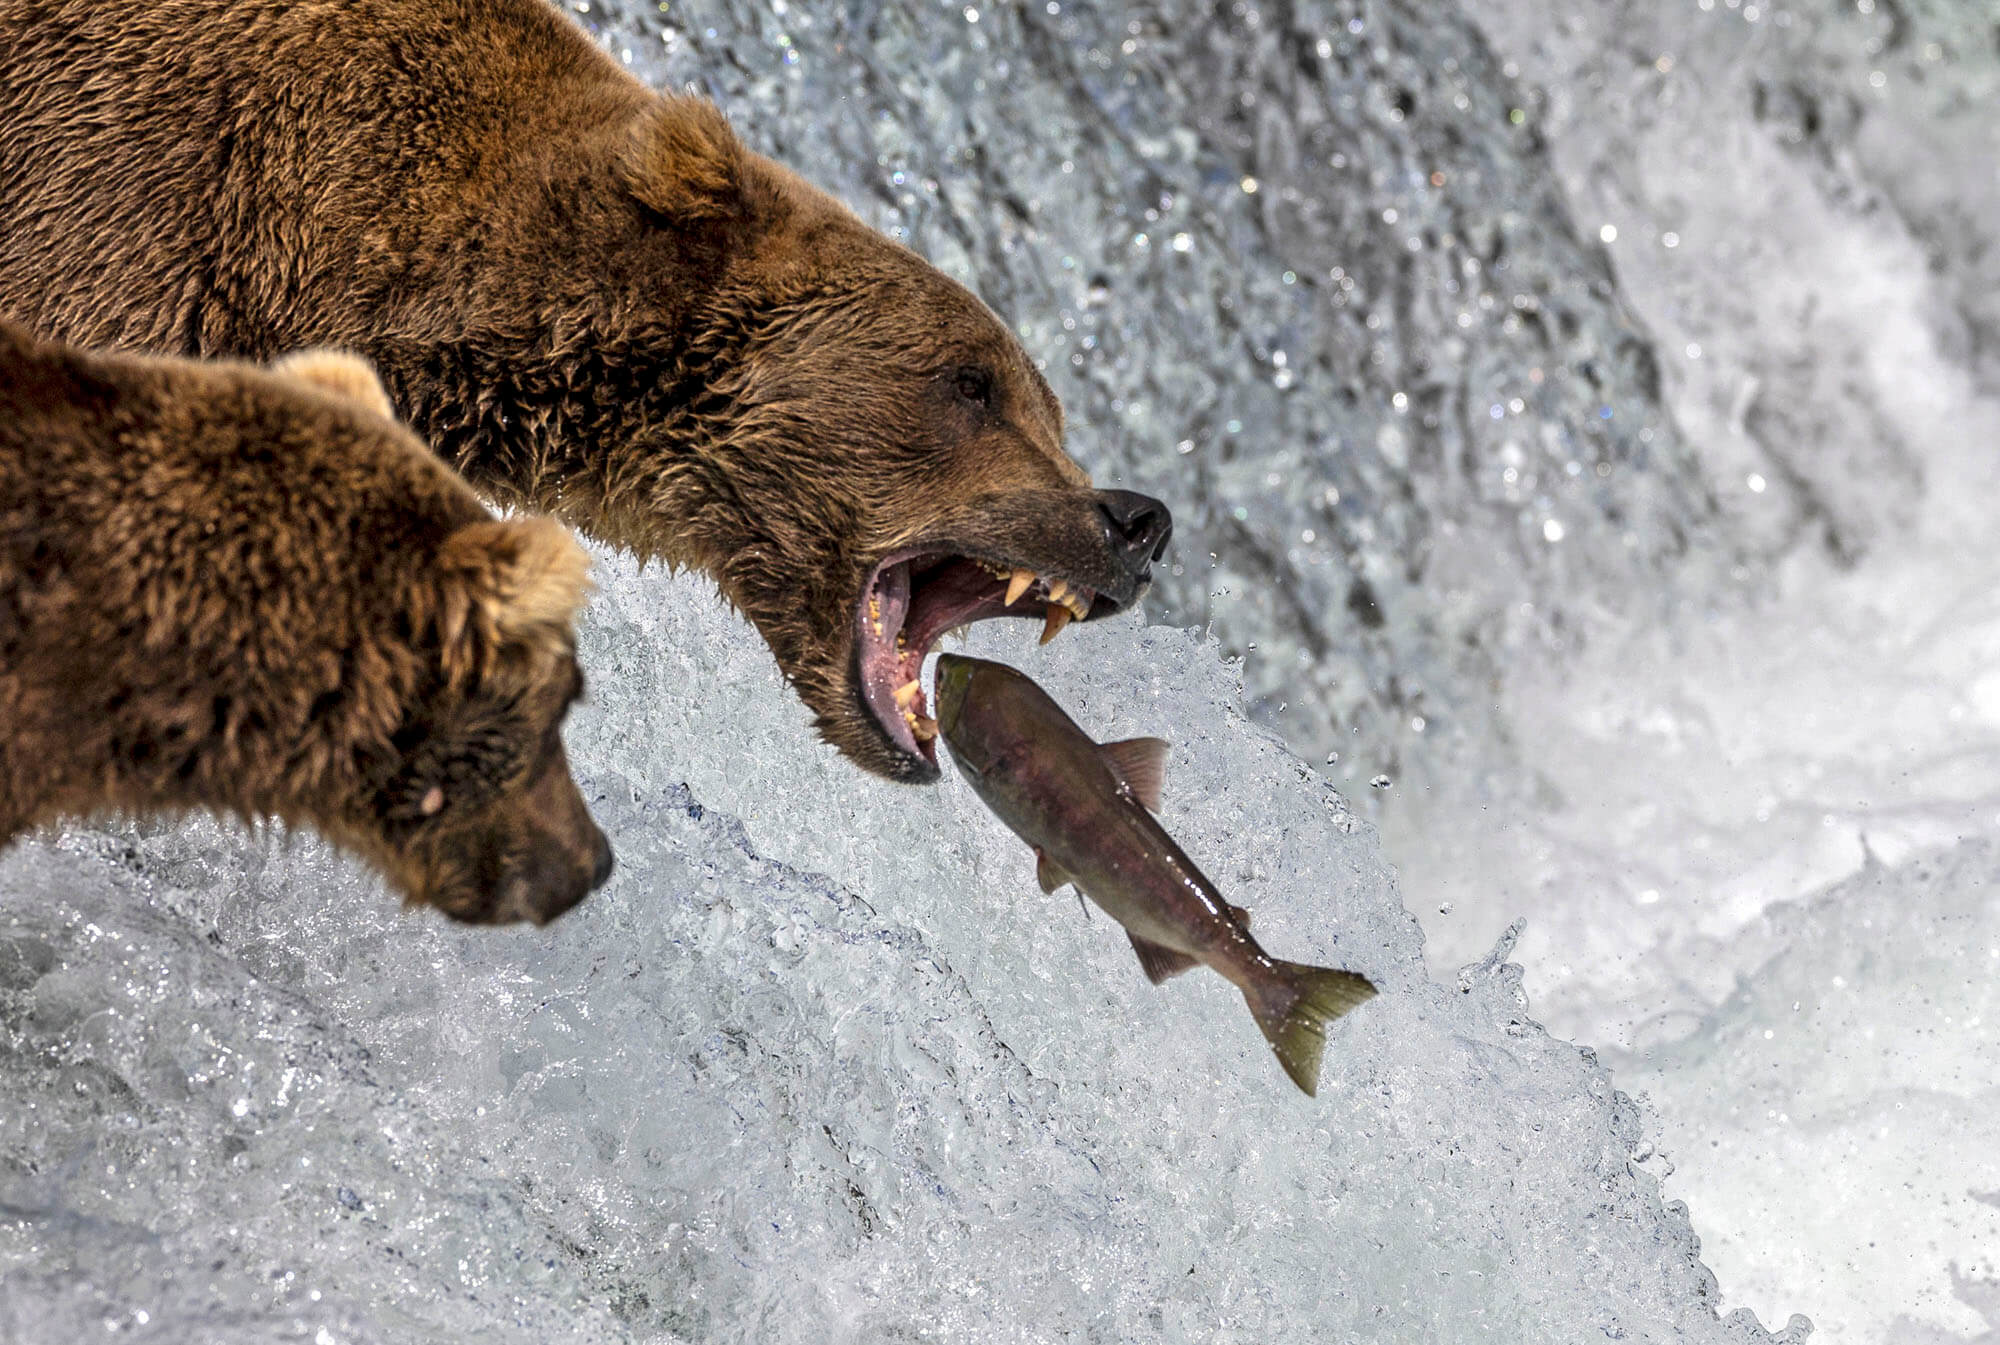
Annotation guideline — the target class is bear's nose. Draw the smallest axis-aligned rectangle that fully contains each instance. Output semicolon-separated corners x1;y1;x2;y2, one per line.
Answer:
1095;490;1174;580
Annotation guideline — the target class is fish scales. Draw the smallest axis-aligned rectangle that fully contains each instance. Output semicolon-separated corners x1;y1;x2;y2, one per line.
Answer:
934;653;1375;1095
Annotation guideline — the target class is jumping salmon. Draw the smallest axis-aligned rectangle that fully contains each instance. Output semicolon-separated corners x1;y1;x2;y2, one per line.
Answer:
934;653;1375;1095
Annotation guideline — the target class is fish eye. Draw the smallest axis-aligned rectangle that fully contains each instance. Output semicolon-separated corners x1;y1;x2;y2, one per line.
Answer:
952;366;993;407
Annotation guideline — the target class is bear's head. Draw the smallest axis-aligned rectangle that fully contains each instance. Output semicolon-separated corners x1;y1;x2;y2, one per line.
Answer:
609;100;1176;783
347;512;612;925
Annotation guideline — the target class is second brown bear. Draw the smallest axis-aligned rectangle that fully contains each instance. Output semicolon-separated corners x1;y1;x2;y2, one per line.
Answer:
0;322;613;924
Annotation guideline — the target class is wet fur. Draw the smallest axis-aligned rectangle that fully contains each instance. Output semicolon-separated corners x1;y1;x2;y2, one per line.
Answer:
0;0;1147;781
0;322;607;922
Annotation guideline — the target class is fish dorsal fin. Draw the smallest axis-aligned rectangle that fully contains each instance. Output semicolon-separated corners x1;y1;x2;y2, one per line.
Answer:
1100;737;1169;811
1230;904;1252;928
1034;848;1075;895
1127;933;1200;984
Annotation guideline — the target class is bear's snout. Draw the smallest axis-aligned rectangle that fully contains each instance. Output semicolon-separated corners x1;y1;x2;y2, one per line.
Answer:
489;755;616;925
1094;490;1174;586
490;819;614;926
409;746;616;926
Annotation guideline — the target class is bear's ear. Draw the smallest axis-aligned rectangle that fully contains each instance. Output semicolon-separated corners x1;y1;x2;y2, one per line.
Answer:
436;516;593;672
271;350;396;419
623;94;744;223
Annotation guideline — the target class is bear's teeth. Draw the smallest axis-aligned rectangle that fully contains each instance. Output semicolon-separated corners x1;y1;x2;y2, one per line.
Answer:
1061;590;1090;619
1046;577;1071;606
893;679;921;708
1004;568;1035;607
1039;603;1073;645
906;710;938;741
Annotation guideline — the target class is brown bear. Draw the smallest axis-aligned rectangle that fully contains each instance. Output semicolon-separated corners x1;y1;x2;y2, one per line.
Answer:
0;0;1173;784
0;321;614;924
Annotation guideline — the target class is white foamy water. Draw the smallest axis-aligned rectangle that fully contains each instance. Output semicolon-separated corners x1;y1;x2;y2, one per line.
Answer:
1395;2;2000;1338
0;573;1805;1342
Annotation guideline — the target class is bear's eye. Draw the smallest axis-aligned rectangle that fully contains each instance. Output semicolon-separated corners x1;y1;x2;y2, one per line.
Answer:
952;366;994;407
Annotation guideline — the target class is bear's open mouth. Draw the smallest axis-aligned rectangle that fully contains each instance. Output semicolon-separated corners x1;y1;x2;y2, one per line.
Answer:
855;549;1103;767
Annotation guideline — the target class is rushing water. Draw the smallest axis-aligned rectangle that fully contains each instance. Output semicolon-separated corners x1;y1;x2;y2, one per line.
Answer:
581;1;2000;1336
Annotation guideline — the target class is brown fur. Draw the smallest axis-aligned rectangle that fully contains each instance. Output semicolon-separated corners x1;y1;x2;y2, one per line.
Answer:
272;349;400;420
0;0;1173;783
0;321;612;924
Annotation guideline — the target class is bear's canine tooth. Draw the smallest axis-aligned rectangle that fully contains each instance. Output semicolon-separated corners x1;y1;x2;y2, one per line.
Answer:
893;679;921;708
1004;568;1035;607
1039;603;1073;645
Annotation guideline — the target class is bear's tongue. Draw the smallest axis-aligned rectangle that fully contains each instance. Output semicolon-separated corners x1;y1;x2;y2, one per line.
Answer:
858;554;1099;764
857;560;928;758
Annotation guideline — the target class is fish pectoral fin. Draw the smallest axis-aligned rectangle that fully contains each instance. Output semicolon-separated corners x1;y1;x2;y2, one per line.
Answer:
1034;848;1075;895
1230;904;1252;927
1099;737;1169;812
1127;933;1201;985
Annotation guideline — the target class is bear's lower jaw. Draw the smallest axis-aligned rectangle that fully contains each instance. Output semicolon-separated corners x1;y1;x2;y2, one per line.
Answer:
852;549;1104;776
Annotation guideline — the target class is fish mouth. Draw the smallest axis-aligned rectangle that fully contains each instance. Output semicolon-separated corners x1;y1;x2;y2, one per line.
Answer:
853;547;1118;774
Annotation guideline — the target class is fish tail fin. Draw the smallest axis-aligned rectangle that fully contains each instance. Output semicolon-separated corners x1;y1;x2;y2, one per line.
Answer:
1246;962;1377;1097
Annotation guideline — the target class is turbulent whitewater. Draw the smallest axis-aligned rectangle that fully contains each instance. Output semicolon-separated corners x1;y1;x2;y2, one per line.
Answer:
0;568;1801;1343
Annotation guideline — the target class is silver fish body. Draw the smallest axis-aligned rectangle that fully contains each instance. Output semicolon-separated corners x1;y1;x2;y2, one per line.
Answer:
935;652;1374;1095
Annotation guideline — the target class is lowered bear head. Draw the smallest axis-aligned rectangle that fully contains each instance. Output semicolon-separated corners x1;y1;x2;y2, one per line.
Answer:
0;329;616;925
345;513;613;925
